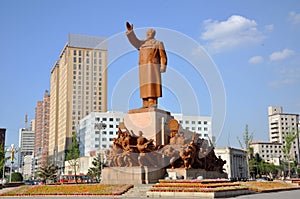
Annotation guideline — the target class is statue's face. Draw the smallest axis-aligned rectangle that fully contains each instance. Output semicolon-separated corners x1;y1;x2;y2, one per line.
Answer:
146;29;155;40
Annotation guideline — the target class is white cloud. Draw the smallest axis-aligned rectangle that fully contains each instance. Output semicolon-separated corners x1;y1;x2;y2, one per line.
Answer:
248;56;264;64
288;11;300;25
201;15;265;53
269;49;294;61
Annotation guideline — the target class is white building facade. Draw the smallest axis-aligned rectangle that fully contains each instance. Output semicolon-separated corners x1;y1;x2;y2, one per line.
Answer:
77;112;124;156
172;114;213;143
18;128;35;176
268;106;300;163
214;147;248;180
250;141;283;166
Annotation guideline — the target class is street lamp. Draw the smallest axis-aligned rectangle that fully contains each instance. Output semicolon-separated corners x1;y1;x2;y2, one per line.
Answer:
94;121;106;181
7;144;19;183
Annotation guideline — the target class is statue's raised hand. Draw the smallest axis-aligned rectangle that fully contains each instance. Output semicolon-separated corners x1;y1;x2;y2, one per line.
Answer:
126;22;133;31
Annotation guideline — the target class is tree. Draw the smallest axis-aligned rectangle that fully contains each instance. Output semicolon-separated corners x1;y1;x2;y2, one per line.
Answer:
36;163;58;184
237;124;254;178
87;152;104;182
10;172;23;182
66;133;80;183
281;130;299;178
0;144;9;177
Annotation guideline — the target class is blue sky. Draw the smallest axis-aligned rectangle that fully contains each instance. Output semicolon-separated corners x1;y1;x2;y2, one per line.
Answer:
0;0;300;149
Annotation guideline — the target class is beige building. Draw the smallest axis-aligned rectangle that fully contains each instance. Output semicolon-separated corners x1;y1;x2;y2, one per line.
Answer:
250;141;283;166
49;34;108;164
268;106;299;163
214;147;248;180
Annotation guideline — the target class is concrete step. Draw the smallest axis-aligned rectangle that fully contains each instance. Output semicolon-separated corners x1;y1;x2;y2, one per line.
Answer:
122;184;153;198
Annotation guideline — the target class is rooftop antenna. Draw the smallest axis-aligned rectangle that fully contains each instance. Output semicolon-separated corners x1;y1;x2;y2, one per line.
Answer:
25;113;28;130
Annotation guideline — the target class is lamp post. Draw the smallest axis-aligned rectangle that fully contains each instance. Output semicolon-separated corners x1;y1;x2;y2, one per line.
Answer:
7;144;18;183
94;122;106;181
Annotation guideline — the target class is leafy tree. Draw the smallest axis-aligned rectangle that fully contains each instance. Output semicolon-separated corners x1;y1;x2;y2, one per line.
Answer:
237;124;254;178
281;130;299;178
87;152;104;182
249;153;281;179
36;163;58;184
0;144;9;177
10;172;23;182
66;133;80;183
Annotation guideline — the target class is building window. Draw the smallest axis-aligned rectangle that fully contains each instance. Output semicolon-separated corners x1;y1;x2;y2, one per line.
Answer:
73;57;77;62
204;121;208;125
102;138;107;141
109;131;113;135
73;50;77;56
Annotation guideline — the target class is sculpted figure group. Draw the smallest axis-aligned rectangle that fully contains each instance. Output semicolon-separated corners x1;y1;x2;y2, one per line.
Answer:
105;119;226;173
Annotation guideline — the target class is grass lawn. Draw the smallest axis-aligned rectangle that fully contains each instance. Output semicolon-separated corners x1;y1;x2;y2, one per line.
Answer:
0;184;133;196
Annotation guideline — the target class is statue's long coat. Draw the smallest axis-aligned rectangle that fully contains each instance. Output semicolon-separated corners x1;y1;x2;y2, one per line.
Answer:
126;30;167;98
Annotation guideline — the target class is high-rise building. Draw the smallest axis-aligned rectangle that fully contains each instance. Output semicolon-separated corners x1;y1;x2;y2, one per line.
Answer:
0;128;6;160
34;90;50;169
49;34;108;163
18;128;35;175
268;106;300;163
0;128;6;148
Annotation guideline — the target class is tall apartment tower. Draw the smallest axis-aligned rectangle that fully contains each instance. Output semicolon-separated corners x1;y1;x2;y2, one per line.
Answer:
49;34;107;163
34;90;50;169
268;106;300;163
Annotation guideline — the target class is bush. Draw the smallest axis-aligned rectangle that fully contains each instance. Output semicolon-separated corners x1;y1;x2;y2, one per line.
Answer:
10;172;23;182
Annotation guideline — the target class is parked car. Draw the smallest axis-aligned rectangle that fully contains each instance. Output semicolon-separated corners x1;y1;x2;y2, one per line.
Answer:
24;180;34;185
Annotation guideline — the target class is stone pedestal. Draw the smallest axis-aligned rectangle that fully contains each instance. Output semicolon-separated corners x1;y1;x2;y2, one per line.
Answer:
124;107;174;146
101;167;166;184
167;168;228;180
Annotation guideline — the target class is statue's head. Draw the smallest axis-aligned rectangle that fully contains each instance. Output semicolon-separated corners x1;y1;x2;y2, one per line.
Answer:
146;29;156;39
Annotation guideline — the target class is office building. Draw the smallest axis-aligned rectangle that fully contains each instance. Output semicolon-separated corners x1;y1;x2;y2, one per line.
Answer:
172;114;213;142
49;34;108;163
250;141;283;166
268;106;300;163
18;128;35;175
34;90;50;169
77;112;124;156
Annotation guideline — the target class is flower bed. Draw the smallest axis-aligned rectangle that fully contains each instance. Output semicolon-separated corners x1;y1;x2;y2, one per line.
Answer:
241;181;300;193
153;182;240;188
149;179;248;193
149;185;247;193
159;179;230;184
0;184;133;196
